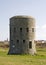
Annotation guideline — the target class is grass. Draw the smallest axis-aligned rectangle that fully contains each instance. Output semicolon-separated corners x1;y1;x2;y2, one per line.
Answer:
0;47;46;65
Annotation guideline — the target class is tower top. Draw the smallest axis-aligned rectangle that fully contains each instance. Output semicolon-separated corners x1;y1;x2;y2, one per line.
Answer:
10;15;34;19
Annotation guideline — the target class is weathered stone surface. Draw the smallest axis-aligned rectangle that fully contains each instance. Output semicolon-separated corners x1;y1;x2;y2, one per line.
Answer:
8;16;36;55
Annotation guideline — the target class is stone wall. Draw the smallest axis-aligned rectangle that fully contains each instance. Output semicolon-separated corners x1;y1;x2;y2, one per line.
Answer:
8;16;36;55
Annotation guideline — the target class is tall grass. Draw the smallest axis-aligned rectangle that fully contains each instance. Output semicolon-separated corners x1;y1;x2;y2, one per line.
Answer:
0;47;46;65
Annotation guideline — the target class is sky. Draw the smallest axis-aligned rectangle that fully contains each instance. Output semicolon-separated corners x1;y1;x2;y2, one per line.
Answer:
0;0;46;41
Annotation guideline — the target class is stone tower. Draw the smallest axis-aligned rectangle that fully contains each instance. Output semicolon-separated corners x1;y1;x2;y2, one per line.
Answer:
8;16;36;55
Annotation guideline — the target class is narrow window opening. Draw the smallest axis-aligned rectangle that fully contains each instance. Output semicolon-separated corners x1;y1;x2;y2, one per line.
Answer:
20;28;22;32
32;28;34;32
26;28;29;32
29;41;32;48
23;40;25;43
17;40;19;43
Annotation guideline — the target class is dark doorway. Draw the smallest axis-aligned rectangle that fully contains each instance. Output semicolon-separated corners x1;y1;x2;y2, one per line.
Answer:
29;41;32;49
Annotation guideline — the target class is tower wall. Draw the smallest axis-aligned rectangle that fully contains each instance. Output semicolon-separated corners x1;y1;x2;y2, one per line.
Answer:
8;16;36;55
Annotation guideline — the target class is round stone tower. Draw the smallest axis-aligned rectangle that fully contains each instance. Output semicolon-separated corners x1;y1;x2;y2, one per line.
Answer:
8;16;36;55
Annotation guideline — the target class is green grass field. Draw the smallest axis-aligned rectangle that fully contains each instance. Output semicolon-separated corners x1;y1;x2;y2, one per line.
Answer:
0;47;46;65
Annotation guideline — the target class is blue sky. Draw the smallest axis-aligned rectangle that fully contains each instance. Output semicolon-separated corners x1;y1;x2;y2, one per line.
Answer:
0;0;46;41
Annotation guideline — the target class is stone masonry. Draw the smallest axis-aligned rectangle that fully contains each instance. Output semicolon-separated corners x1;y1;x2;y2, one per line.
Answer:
8;16;36;55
